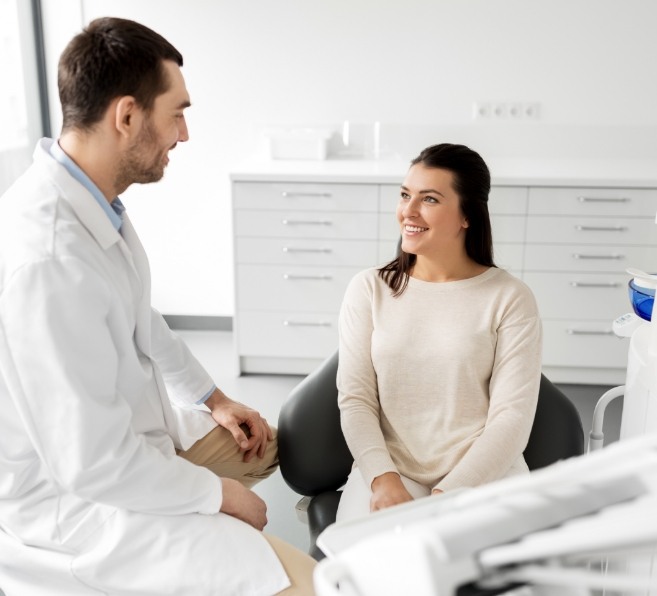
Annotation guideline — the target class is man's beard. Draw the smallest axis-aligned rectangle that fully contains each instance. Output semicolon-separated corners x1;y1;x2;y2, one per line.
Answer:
116;117;167;191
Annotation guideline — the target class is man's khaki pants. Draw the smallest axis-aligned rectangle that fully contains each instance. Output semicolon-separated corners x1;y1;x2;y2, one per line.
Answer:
178;425;317;595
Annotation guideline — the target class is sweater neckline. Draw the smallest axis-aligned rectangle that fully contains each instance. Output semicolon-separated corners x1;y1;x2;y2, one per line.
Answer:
406;266;500;291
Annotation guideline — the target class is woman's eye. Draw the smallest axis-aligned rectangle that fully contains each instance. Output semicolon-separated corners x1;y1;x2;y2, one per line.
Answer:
400;192;410;200
424;196;439;204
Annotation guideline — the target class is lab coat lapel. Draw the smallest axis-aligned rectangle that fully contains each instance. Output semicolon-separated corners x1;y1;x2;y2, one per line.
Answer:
119;213;152;356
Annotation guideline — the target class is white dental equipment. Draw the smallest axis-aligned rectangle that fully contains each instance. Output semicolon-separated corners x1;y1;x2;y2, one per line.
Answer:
314;434;657;595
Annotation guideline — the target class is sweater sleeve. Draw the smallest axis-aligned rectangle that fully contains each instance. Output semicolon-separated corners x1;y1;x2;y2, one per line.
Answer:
337;270;398;488
436;282;543;492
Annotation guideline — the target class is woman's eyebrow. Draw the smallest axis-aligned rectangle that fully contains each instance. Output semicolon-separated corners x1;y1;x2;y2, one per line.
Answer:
400;185;445;197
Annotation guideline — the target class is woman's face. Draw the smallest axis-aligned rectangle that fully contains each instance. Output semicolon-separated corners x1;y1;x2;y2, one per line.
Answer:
396;164;469;257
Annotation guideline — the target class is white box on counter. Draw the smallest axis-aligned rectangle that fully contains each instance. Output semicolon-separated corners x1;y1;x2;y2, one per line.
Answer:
266;128;331;160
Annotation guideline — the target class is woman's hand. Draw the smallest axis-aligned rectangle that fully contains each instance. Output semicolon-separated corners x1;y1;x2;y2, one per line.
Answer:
370;472;414;512
205;388;273;462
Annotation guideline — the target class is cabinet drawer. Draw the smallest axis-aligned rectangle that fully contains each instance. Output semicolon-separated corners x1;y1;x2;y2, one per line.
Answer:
236;311;338;358
528;187;657;216
524;244;656;273
378;185;528;215
494;244;524;271
378;240;399;264
233;182;378;212
379;214;526;242
236;264;361;311
236;238;378;267
524;272;629;320
541;320;628;368
234;210;378;240
526;216;657;245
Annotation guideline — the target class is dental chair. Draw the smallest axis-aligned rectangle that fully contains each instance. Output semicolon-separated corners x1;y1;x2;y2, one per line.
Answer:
277;349;585;562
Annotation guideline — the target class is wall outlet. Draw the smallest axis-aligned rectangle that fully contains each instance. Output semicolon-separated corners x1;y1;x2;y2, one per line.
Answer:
472;101;540;121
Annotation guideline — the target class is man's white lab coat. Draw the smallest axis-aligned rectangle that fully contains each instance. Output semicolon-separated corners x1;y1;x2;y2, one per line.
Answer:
0;139;289;595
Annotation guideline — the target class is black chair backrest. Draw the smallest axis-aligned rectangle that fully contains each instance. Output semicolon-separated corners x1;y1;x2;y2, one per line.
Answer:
278;351;585;495
278;350;353;496
524;374;585;469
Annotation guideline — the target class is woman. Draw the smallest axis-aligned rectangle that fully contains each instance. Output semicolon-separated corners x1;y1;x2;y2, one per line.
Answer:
336;143;542;521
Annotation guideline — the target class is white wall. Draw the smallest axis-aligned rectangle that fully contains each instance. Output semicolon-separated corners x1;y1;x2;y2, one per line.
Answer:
40;0;657;316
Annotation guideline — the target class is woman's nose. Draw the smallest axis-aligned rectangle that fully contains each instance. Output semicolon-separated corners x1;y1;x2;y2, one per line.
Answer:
402;196;420;217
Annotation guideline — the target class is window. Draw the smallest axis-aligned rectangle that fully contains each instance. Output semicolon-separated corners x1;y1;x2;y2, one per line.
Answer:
0;0;48;194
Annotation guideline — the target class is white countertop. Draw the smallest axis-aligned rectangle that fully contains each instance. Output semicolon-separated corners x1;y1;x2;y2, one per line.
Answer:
230;157;657;188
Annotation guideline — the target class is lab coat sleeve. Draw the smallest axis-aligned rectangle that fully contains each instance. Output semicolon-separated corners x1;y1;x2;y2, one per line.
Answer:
148;308;216;407
0;256;222;515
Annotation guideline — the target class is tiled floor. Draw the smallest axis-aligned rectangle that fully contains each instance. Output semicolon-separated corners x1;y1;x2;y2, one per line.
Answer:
177;329;624;554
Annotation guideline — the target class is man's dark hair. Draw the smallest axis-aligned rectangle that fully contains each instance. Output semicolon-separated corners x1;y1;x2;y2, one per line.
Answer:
58;17;183;131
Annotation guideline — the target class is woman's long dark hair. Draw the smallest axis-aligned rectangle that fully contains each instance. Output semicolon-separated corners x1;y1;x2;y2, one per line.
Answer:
378;143;496;296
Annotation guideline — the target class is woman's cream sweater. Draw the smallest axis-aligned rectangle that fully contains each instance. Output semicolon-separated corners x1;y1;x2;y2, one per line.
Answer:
337;266;543;492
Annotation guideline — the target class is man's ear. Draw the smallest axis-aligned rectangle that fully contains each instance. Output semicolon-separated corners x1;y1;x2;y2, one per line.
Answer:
114;96;139;138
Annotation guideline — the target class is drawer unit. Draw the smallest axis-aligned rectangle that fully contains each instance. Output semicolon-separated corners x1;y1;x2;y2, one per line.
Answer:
541;320;628;369
235;238;378;267
237;311;339;359
233;174;657;382
237;264;363;312
234;210;378;240
524;186;657;384
233;182;378;212
528;187;657;217
524;244;655;273
522;272;628;320
233;180;381;374
526;216;657;245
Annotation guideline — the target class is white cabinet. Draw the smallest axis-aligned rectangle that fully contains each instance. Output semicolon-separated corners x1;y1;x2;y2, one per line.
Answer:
232;181;379;374
232;170;657;383
525;187;657;384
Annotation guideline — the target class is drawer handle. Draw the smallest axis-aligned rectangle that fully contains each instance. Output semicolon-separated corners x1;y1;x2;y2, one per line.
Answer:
566;329;614;336
282;247;333;254
281;191;333;198
281;219;333;226
282;273;333;281
575;225;627;232
577;196;630;203
283;320;332;327
572;253;625;260
569;281;622;288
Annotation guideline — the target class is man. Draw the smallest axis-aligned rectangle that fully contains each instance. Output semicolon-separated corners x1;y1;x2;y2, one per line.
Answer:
0;17;315;595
